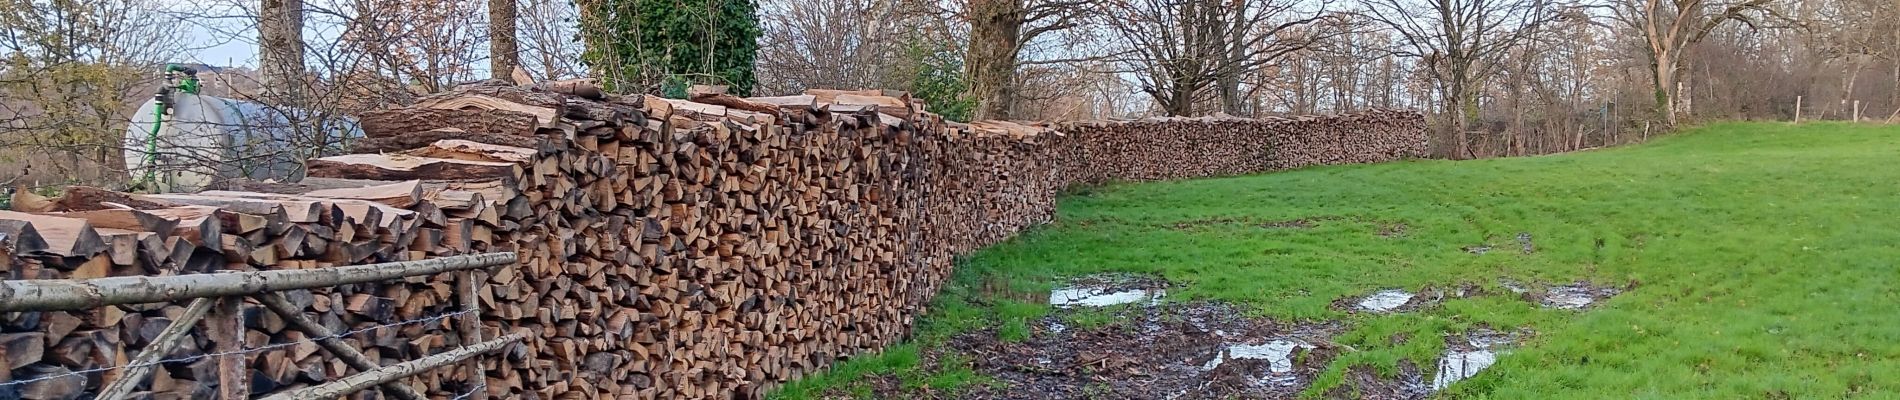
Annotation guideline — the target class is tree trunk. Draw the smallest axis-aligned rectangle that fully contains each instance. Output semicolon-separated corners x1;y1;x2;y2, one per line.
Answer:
489;0;519;79
1652;51;1679;126
967;0;1022;120
1217;0;1248;116
1445;88;1471;159
258;0;306;102
1166;81;1196;116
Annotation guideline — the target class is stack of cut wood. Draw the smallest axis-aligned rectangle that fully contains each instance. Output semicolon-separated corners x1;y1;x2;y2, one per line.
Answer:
0;177;518;399
1256;109;1429;171
0;78;1425;399
1059;109;1427;182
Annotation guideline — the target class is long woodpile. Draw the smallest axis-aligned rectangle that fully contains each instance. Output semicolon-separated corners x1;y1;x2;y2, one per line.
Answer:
0;81;1423;399
1059;109;1427;181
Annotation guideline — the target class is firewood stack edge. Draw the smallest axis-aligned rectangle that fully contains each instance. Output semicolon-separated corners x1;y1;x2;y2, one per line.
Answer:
0;81;1425;399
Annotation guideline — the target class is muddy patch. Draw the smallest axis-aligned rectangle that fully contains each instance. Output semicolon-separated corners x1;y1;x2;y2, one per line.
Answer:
1323;328;1528;399
1334;284;1486;314
1538;282;1622;310
1376;222;1409;238
1167;216;1326;231
1498;279;1625;310
1326;362;1429;400
954;301;1344;399
1514;232;1536;254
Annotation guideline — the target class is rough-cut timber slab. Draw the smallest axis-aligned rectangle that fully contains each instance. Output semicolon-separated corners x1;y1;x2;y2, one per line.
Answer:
349;127;549;154
302;180;423;208
404;140;538;164
359;108;540;138
307;154;521;181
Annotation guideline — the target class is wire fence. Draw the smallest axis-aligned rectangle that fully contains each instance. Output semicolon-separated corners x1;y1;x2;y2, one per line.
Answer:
0;308;475;390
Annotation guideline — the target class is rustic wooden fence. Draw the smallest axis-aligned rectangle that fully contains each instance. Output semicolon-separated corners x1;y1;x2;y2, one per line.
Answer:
0;252;519;399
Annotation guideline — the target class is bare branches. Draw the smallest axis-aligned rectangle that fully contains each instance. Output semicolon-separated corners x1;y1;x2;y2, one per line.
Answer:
1097;0;1336;116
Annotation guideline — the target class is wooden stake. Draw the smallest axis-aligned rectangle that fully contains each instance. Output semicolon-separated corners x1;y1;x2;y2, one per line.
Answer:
255;333;524;400
1854;100;1862;121
457;269;489;400
209;296;247;400
1795;95;1803;123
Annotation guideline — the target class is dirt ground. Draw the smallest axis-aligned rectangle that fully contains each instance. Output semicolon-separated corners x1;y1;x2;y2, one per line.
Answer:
823;276;1622;400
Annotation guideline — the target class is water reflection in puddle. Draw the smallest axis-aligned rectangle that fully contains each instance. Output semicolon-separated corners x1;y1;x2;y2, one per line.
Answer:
1357;289;1414;312
1049;287;1166;307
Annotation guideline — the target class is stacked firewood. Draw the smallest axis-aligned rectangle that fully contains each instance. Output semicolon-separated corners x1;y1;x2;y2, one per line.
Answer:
0;177;515;399
1060;109;1427;182
1256;109;1429;171
0;80;1425;400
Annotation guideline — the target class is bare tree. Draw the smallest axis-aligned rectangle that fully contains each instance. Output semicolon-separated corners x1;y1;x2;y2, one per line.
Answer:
1608;0;1776;125
1100;0;1332;116
517;0;586;80
1361;0;1561;158
965;0;1091;119
755;0;911;94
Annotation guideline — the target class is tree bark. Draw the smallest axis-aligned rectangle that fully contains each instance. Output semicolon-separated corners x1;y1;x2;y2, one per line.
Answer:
258;0;306;101
489;0;520;79
967;0;1022;120
1652;49;1679;126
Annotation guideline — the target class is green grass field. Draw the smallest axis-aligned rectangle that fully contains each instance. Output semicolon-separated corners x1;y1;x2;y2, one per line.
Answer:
770;122;1900;399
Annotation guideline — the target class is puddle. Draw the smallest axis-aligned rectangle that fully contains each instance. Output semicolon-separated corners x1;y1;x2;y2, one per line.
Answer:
1515;232;1536;254
1048;273;1168;308
1049;287;1165;307
1201;340;1311;374
1499;279;1530;294
1463;245;1492;255
1430;328;1523;391
1542;284;1619;310
1357;289;1416;312
1432;350;1499;390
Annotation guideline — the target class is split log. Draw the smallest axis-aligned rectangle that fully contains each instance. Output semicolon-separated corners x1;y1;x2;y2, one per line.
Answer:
0;210;105;258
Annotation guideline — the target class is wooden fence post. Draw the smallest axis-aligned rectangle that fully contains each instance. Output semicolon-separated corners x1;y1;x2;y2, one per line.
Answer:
458;269;490;400
208;296;248;400
1795;96;1802;123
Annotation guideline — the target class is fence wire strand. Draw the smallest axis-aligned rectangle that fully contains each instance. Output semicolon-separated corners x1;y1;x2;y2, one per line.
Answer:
0;308;474;389
451;384;488;400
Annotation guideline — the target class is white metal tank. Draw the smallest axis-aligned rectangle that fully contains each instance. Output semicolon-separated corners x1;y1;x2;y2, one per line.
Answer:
124;94;362;193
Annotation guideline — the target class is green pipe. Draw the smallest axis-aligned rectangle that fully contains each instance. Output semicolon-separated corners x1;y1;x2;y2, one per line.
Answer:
142;100;165;190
